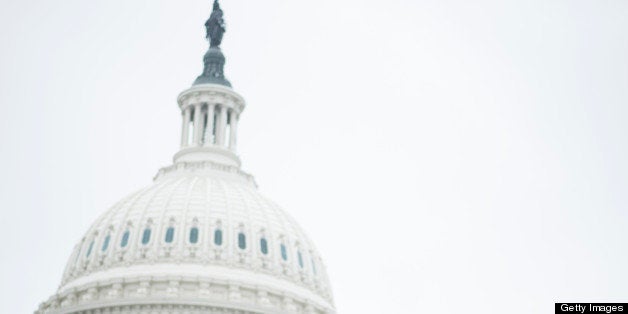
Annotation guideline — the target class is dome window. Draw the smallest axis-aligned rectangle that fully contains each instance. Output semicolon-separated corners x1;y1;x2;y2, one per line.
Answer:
238;232;246;250
86;241;94;258
74;243;82;264
189;227;199;244
102;235;110;252
141;228;151;245
214;229;223;246
298;251;304;269
311;258;317;275
260;238;268;255
120;231;130;248
280;244;288;261
165;227;175;243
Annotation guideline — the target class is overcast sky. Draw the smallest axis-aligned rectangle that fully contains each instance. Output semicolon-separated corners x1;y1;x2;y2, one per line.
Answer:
1;0;627;313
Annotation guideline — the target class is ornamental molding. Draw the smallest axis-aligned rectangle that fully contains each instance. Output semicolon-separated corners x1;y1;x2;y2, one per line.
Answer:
63;241;330;301
154;160;255;184
37;276;332;314
178;84;246;113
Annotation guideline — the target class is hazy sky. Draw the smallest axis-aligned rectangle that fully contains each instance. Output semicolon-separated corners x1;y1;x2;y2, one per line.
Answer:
1;0;627;313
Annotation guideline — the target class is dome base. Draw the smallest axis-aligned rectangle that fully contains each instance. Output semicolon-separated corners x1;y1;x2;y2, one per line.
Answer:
173;145;241;167
38;263;333;314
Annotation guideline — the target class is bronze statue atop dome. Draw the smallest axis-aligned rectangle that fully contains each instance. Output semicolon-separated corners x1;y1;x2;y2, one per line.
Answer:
195;0;231;86
205;0;225;47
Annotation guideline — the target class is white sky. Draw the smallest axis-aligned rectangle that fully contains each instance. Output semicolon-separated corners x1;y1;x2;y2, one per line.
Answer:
1;0;627;313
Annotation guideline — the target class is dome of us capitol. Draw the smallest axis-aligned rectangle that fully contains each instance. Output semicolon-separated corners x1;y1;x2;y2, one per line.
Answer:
36;2;336;313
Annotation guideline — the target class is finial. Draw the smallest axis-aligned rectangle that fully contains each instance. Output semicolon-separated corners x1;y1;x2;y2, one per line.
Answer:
205;0;226;48
194;0;231;86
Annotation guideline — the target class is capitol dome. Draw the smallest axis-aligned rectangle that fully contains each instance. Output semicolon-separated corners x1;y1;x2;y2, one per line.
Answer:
36;2;335;313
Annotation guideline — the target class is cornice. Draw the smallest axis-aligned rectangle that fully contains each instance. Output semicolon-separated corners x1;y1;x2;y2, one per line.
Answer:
177;84;246;113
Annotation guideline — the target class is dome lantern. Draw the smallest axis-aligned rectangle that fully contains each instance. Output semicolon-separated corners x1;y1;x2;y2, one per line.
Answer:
174;0;244;168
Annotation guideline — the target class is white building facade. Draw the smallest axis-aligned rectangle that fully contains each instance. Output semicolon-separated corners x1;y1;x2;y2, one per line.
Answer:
36;2;335;313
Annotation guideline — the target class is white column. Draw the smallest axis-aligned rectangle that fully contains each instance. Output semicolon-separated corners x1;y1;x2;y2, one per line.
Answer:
193;103;203;145
217;106;228;146
229;110;238;150
204;103;215;146
181;106;191;147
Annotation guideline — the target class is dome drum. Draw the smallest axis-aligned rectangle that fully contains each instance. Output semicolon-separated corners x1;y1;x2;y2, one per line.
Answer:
36;173;334;313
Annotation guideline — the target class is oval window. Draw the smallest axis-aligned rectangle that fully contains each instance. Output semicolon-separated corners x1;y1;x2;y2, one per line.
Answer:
280;244;288;261
165;227;174;243
74;245;82;263
189;227;199;244
238;232;246;249
102;235;110;252
260;238;268;255
120;231;130;248
298;251;304;268
214;229;223;246
141;228;151;245
86;240;94;258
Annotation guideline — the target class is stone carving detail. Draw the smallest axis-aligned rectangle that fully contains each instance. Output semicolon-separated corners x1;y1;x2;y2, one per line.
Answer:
257;290;271;306
39;304;260;314
167;280;180;297
36;277;332;314
283;296;298;312
106;283;122;299
228;285;241;301
199;282;211;297
136;281;150;297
